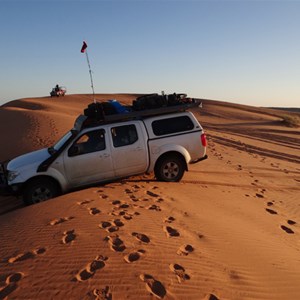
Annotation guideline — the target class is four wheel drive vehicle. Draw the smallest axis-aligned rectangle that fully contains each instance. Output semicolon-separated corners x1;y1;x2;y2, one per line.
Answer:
50;86;66;97
0;94;207;205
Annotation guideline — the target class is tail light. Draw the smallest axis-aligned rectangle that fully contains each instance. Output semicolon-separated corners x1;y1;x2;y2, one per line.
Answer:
201;133;207;147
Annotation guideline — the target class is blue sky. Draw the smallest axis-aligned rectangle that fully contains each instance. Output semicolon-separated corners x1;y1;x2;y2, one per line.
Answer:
0;0;299;107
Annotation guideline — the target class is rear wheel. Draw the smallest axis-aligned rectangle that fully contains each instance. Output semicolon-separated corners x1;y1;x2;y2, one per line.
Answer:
155;155;185;182
23;178;60;205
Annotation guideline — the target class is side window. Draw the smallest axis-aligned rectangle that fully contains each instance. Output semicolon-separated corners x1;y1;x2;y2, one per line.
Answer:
152;116;194;136
68;129;105;156
111;125;138;148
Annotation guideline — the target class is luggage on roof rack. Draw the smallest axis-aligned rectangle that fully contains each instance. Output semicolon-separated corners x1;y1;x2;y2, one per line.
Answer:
84;102;105;121
75;93;202;131
84;100;129;120
132;93;188;111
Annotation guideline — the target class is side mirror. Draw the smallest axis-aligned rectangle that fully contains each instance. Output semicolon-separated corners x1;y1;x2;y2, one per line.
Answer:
68;145;81;156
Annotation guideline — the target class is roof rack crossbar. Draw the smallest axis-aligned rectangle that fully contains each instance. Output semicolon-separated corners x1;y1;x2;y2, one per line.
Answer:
74;98;202;131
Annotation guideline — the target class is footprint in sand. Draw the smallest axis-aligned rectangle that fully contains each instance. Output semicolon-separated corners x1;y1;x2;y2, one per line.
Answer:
107;226;120;233
124;188;133;194
112;200;121;205
75;255;108;281
111;200;130;209
110;209;133;218
177;244;194;256
132;232;150;244
146;191;160;198
8;252;34;263
147;204;161;211
265;208;278;215
99;221;112;229
122;212;134;220
197;232;204;239
92;286;112;300
118;210;137;219
77;199;94;205
0;272;24;299
5;272;24;284
163;226;180;237
139;274;166;299
129;194;139;202
8;247;46;263
105;235;126;252
62;230;76;244
89;208;101;215
134;184;143;190
99;219;124;233
33;247;46;255
169;263;190;283
109;210;119;217
203;294;220;300
113;219;124;227
124;249;145;263
255;193;264;198
280;225;294;234
287;220;297;225
119;203;130;209
164;216;175;223
49;216;74;225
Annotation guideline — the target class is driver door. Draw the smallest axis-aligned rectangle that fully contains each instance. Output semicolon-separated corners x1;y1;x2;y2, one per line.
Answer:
63;128;114;187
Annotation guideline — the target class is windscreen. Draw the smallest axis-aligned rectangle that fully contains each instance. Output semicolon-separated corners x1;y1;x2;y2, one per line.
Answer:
53;131;73;151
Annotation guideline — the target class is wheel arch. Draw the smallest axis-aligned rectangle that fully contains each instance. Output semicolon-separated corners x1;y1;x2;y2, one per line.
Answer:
23;175;62;194
154;151;188;173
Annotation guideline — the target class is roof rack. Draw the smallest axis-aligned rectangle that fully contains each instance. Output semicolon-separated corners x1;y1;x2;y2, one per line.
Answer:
74;98;202;132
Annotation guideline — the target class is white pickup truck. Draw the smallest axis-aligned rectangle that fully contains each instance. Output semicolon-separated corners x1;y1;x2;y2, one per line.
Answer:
0;96;207;205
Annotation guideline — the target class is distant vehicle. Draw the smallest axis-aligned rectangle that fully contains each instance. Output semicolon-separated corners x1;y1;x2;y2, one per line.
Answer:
0;93;208;205
50;85;66;97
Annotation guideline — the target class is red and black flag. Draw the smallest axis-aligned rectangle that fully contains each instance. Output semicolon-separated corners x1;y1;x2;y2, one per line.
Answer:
81;41;87;53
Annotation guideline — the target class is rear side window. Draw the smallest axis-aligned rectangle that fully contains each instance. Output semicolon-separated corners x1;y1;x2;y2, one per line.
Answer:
152;116;194;136
111;124;138;147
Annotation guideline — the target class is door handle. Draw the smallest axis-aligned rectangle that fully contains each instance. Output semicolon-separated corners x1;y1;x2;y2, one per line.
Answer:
100;153;110;158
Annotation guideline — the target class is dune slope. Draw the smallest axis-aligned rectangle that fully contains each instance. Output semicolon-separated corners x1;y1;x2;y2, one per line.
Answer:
0;94;300;300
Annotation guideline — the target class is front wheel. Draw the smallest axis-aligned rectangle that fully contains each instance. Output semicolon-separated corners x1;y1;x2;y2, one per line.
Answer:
23;178;60;205
155;155;185;182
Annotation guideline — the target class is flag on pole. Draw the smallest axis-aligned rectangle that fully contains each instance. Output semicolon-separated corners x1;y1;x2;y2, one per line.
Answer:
80;40;95;102
81;41;87;53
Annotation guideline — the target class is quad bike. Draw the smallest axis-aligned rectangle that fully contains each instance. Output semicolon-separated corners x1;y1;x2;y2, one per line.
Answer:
50;86;66;97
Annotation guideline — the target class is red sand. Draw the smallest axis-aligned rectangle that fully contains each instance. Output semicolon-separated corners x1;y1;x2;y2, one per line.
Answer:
0;94;299;300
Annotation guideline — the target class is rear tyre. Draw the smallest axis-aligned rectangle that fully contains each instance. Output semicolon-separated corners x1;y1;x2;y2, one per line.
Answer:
23;178;60;205
155;155;185;182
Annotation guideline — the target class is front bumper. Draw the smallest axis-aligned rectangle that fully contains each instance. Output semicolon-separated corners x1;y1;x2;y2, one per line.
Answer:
0;162;17;196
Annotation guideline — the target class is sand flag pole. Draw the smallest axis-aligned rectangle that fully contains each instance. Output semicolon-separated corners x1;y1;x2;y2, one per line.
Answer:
81;41;96;103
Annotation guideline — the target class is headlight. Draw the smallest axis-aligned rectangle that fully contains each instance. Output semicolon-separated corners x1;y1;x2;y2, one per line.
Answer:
7;170;20;182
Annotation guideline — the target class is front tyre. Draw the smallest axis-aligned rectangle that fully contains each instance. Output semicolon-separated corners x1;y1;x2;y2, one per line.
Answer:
23;178;60;205
155;155;185;182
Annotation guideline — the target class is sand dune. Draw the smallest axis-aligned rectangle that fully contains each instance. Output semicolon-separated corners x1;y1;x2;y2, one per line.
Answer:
0;94;300;299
